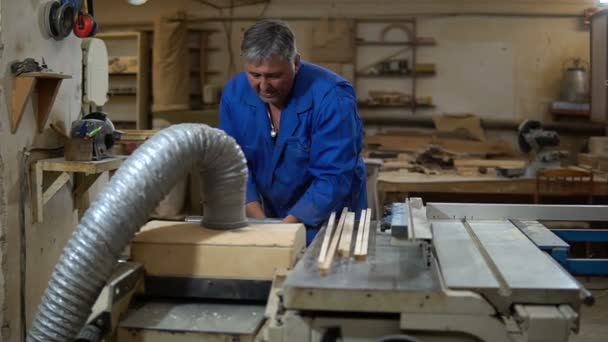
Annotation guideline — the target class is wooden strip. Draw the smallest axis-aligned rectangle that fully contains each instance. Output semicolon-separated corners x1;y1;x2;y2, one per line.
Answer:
43;172;71;204
338;212;355;257
317;211;338;265
360;207;373;258
319;208;348;275
354;209;368;259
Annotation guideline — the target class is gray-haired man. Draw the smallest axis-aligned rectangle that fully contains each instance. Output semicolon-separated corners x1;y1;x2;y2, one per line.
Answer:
219;19;367;244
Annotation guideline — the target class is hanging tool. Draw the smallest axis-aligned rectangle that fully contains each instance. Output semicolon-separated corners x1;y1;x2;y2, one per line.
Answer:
74;0;98;38
41;0;75;40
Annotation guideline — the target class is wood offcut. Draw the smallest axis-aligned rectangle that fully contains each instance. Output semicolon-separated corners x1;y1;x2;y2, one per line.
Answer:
319;207;348;275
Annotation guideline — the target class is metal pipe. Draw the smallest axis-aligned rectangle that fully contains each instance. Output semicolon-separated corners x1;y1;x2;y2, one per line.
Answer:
27;124;248;341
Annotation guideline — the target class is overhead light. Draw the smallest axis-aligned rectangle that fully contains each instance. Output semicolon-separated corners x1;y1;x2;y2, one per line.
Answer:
600;0;608;4
128;0;148;5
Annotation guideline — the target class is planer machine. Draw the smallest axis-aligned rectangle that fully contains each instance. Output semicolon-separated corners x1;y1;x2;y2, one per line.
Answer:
82;199;597;342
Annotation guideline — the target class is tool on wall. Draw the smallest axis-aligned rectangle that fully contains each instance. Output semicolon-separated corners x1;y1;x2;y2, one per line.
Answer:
74;0;98;38
41;0;75;40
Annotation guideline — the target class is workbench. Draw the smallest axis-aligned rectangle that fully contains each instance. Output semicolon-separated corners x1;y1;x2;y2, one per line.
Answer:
378;171;608;197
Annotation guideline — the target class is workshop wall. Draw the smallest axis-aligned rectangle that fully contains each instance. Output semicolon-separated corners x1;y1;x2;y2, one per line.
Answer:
0;1;85;340
96;0;594;121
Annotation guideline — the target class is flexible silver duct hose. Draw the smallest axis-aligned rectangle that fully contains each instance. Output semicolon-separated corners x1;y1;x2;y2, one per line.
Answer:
27;124;248;341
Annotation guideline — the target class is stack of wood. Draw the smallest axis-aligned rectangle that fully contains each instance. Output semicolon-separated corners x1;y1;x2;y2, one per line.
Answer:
317;207;372;275
364;114;529;177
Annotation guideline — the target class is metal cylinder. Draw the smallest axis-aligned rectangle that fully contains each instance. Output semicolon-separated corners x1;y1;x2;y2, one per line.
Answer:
27;124;248;341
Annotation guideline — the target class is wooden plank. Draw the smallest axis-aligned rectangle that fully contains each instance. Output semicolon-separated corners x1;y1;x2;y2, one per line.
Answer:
354;209;368;259
319;208;348;266
337;212;355;257
360;207;373;257
319;208;348;275
36;77;65;132
35;163;44;222
132;221;306;280
365;135;514;156
72;173;103;199
137;31;151;129
19;72;71;79
43;172;71;204
39;157;124;174
120;129;159;141
317;211;338;265
11;76;37;133
454;159;526;169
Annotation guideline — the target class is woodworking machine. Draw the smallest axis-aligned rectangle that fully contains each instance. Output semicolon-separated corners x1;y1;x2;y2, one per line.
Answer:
85;200;595;342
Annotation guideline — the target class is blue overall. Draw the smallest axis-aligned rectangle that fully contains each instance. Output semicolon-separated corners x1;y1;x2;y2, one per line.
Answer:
219;62;367;244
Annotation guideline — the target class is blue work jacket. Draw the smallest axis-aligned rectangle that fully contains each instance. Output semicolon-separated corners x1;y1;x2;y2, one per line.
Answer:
219;62;367;229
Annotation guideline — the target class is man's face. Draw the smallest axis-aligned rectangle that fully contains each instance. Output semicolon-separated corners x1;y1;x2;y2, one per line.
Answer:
245;54;300;107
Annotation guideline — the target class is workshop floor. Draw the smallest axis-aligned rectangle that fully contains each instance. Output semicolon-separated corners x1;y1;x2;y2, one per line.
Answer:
571;277;608;342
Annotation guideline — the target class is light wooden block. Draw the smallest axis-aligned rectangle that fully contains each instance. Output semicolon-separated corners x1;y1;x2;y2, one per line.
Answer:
131;220;306;280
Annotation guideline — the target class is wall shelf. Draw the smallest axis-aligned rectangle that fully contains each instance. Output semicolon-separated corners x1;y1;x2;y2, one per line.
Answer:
11;72;72;133
356;71;436;78
358;102;436;109
33;157;125;222
355;38;436;47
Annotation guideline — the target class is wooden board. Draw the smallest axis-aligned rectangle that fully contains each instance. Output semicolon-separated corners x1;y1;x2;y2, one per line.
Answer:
337;212;355;257
317;211;337;265
454;159;526;168
365;135;514;157
319;209;348;275
131;221;306;280
354;209;367;259
38;157;124;174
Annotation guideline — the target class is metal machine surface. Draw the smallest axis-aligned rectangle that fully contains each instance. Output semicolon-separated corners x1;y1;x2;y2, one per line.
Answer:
267;199;593;342
88;201;595;342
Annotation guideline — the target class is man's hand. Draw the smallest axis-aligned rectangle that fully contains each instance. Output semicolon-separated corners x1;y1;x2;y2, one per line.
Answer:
246;201;266;219
281;215;300;224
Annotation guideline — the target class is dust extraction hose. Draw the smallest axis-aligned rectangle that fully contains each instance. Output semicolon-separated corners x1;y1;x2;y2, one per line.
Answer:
27;124;248;341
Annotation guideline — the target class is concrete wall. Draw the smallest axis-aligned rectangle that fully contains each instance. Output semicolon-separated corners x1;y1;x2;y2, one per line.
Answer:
0;1;84;340
95;0;594;122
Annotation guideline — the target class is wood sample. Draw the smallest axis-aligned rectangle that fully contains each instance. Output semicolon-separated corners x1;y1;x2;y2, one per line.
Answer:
317;211;337;265
354;209;368;260
355;207;372;260
319;208;348;275
337;212;355;256
131;220;306;280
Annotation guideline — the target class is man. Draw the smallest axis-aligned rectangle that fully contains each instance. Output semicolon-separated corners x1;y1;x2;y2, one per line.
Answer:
219;19;367;243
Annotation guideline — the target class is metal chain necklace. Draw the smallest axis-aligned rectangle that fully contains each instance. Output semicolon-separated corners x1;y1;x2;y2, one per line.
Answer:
267;108;279;139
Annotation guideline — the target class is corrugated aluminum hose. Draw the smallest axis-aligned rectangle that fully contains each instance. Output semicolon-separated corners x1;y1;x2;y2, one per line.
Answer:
27;124;248;341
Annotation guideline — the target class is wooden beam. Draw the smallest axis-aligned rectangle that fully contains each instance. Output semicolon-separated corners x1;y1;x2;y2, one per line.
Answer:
317;211;338;265
354;209;368;259
361;207;372;257
11;76;37;133
337;212;355;257
35;163;44;223
319;208;348;275
36;77;65;132
72;173;103;199
354;209;371;260
319;208;348;267
42;172;71;205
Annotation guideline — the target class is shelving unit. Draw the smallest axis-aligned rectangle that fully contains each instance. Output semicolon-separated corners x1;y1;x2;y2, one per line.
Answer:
354;19;436;113
98;31;151;129
10;72;72;133
32;157;125;222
